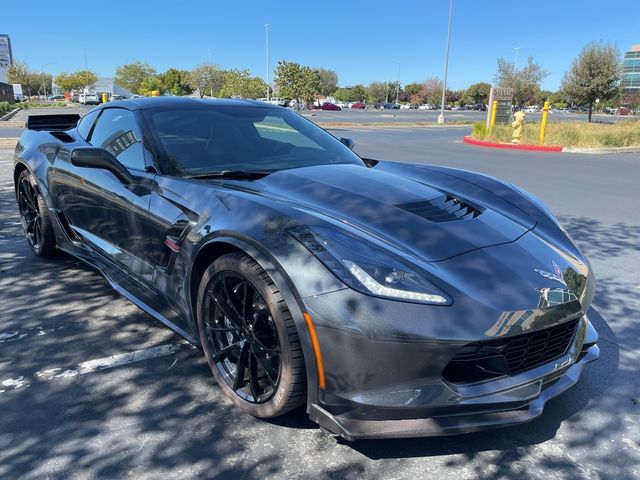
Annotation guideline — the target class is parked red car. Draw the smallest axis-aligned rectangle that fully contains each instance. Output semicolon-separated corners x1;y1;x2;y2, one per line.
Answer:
350;102;366;109
321;102;341;111
618;107;631;115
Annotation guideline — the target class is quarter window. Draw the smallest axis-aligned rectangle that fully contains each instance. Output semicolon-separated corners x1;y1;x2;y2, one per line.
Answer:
76;109;100;140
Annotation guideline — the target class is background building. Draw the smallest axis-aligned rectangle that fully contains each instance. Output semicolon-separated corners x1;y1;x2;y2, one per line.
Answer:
0;34;14;84
52;77;133;99
622;44;640;93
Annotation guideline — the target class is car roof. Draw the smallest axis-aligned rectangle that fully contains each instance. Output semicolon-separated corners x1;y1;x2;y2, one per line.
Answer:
105;96;273;110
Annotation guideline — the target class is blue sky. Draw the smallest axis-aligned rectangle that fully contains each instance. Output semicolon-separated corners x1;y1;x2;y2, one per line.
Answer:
3;0;639;91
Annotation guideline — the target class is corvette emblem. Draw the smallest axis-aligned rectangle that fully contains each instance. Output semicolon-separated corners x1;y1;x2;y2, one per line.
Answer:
534;261;567;286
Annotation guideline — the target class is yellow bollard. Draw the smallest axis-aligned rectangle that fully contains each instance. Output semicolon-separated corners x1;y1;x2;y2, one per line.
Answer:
151;90;160;97
539;101;550;145
101;93;108;103
489;100;498;135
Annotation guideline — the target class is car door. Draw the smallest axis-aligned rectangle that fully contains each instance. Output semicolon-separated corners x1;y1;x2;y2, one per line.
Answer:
55;107;157;282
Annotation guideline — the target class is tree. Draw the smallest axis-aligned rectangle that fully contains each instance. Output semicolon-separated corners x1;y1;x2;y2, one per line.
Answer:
7;61;45;96
463;82;491;105
55;71;97;92
186;63;224;98
561;42;622;122
332;87;352;102
157;68;192;96
274;61;320;108
351;84;367;102
419;77;444;105
367;81;388;104
218;69;267;98
316;68;338;97
139;77;164;96
623;90;640;112
114;61;157;94
494;56;549;107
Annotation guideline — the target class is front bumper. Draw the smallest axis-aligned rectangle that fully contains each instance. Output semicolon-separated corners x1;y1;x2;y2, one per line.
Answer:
307;310;598;440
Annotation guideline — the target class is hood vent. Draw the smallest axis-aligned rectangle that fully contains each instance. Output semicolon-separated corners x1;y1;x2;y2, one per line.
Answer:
397;194;482;222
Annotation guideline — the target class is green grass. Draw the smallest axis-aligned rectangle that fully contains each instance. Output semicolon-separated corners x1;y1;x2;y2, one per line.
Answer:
471;120;640;148
0;101;14;116
16;102;69;109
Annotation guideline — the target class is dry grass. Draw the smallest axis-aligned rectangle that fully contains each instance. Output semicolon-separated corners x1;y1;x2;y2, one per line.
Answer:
472;120;640;148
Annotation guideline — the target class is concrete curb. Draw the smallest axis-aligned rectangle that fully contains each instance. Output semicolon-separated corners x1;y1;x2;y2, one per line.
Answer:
0;108;20;121
463;136;563;152
561;146;640;154
0;138;18;149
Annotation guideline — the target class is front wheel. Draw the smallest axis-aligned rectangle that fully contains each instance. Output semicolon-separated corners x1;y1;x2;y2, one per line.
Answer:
196;252;307;418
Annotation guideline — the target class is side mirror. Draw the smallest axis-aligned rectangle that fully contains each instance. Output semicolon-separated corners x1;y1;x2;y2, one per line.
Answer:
70;147;134;185
339;137;355;150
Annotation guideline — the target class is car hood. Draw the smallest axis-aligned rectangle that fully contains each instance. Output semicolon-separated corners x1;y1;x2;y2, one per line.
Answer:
237;163;535;262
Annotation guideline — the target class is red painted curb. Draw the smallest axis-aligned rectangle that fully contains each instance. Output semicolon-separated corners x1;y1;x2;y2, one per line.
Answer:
463;136;564;152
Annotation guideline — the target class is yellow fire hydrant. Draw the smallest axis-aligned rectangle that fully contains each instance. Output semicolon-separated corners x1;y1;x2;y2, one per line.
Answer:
512;111;525;144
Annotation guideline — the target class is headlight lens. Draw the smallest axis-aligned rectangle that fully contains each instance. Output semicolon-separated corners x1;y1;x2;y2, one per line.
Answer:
289;226;451;305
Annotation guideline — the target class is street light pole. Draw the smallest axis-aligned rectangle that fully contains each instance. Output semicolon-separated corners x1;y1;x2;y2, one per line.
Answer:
265;23;270;102
513;47;520;73
396;61;400;105
41;62;55;100
437;0;453;125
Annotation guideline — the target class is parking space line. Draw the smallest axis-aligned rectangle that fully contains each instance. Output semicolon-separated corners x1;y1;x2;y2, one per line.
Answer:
0;342;187;393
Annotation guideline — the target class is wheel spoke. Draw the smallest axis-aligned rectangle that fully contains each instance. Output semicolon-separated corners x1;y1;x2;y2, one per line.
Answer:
250;346;277;387
248;353;261;399
206;322;236;333
213;340;241;362
209;291;243;329
223;275;245;325
232;342;250;391
252;332;280;354
21;181;38;212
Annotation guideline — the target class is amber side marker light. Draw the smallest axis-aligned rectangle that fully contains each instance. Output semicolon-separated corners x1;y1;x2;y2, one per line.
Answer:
303;312;326;390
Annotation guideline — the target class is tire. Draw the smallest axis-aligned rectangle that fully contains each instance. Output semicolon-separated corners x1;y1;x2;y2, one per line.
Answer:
16;169;56;257
196;252;306;418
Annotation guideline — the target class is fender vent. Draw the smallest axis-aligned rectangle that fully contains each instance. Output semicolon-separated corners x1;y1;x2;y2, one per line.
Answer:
397;195;482;222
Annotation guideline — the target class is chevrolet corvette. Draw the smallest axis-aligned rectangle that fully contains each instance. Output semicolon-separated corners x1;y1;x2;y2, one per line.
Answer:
13;98;598;440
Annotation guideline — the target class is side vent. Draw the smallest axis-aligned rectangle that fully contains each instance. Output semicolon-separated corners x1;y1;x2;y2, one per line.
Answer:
397;194;482;222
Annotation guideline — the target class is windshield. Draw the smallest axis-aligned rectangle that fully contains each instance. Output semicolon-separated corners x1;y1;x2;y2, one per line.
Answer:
144;106;365;176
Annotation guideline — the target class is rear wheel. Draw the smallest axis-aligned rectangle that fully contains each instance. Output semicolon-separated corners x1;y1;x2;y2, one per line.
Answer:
196;252;306;417
16;169;56;257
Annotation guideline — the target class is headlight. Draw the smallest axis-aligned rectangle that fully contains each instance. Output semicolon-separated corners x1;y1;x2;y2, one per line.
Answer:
288;226;451;305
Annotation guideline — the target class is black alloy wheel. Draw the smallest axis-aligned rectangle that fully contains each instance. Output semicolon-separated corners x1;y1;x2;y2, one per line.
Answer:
204;271;281;403
16;169;56;257
197;252;306;418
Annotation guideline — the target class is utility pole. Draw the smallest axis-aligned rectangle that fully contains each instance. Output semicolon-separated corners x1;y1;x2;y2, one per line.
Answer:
514;47;520;73
437;0;453;124
265;23;270;101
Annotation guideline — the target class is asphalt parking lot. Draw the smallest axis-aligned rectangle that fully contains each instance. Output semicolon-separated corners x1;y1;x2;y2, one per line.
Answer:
0;119;639;478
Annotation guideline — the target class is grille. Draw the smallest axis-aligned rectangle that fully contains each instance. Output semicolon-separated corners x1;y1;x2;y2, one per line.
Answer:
443;318;580;384
397;194;482;222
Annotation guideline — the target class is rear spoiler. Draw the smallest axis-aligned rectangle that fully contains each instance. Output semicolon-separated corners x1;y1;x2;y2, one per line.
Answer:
26;114;81;131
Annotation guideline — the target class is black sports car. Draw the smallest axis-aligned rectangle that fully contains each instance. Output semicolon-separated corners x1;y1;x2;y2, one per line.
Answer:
14;98;598;440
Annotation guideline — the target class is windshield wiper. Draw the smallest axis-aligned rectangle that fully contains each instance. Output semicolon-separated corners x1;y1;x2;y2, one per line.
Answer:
187;170;272;180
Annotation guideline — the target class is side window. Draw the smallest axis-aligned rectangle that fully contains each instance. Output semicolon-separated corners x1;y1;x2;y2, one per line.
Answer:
76;109;100;140
89;108;145;171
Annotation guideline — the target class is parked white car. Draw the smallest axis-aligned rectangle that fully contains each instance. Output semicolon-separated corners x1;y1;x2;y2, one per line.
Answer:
79;93;99;105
